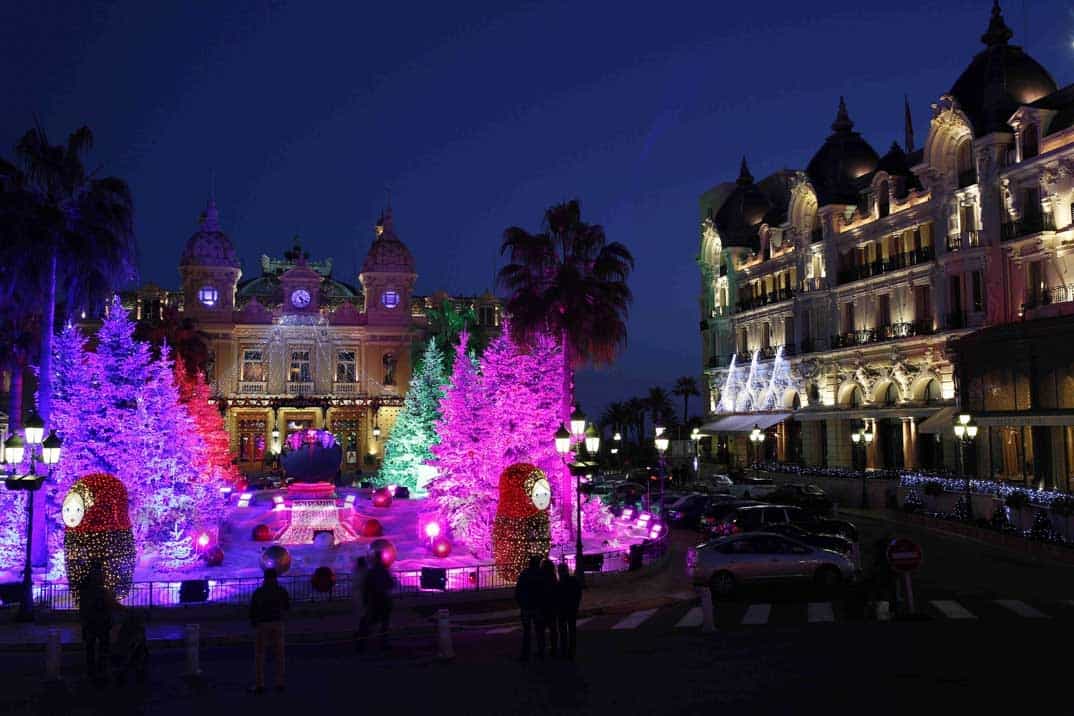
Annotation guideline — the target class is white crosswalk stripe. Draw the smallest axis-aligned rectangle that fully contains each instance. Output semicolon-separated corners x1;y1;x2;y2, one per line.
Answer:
676;607;704;628
931;600;977;619
996;599;1050;618
612;609;658;630
807;602;834;623
741;604;771;625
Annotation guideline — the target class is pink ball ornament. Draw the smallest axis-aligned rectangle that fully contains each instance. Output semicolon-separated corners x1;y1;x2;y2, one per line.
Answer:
369;538;396;567
260;545;292;575
252;524;272;541
432;536;452;558
361;518;384;537
372;488;393;508
203;545;225;567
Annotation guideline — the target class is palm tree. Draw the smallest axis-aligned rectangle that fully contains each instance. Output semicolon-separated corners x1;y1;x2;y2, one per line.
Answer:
1;125;137;429
673;376;701;424
624;397;647;445
499;199;633;529
647;387;673;434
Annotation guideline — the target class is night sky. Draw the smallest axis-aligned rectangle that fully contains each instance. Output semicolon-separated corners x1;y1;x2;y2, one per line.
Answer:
4;1;1073;417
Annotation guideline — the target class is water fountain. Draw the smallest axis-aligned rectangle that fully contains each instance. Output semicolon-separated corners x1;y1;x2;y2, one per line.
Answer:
718;354;737;412
762;345;785;409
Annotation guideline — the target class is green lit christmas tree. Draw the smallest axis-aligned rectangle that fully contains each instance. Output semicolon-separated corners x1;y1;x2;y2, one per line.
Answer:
378;339;448;492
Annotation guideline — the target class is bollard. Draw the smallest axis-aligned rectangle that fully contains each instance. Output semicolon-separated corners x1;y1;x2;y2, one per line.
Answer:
45;627;62;681
436;608;454;660
184;624;201;677
699;587;716;633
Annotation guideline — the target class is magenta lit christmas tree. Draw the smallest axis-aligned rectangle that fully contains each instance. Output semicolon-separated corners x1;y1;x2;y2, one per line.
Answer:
379;339;447;492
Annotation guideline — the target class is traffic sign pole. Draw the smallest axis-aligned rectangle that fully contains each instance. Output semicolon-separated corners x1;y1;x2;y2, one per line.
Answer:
886;538;923;617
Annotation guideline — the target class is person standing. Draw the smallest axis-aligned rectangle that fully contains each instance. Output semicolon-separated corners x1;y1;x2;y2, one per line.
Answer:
556;562;582;660
78;566;114;686
351;556;369;651
539;559;559;658
249;568;290;694
357;552;394;652
514;556;544;662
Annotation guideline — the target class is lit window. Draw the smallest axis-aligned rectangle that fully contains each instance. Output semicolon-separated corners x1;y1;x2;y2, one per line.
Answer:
198;286;218;307
381;290;400;309
336;350;356;383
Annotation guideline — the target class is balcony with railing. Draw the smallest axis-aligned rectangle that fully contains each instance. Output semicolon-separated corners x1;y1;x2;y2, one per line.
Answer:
1022;284;1074;313
1002;212;1055;241
836;246;934;285
332;381;360;395
237;381;267;395
287;381;316;396
736;287;795;313
829;320;935;349
947;231;980;252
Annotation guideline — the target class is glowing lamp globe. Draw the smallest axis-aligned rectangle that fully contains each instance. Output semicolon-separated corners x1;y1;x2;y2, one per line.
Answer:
260;545;292;575
197;533;211;548
432;536;452;558
252;524;273;541
22;412;44;446
423;521;441;539
311;566;336;593
361;518;384;538
369;538;396;567
203;545;225;567
372;488;393;508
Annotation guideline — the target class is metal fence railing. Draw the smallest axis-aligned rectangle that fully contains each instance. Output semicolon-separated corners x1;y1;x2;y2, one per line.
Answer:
32;534;670;613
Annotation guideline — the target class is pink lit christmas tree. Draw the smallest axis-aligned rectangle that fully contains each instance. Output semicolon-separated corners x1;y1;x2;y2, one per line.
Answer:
175;356;241;490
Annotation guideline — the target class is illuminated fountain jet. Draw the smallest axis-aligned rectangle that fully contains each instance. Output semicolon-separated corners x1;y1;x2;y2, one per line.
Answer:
718;354;737;412
762;345;785;409
742;350;759;410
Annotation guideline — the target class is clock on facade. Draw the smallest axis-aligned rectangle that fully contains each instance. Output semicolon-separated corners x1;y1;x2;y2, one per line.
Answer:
198;285;218;307
291;289;312;308
380;290;400;309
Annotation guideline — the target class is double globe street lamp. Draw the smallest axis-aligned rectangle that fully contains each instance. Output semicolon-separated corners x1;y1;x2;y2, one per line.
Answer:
2;412;63;622
555;406;600;586
953;413;979;520
748;424;765;480
654;427;669;517
851;423;874;508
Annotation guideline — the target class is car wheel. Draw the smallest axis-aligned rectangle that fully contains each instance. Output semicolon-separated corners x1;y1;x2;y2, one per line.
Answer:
710;571;736;598
814;565;842;589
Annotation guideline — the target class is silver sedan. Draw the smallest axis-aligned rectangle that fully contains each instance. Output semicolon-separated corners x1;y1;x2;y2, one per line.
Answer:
686;532;858;596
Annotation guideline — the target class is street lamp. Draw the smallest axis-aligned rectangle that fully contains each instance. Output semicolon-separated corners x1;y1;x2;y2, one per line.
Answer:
749;424;765;480
851;423;874;507
953;413;978;520
613;431;622;470
569;406;587;438
654;427;669;517
690;428;702;481
555;415;597;587
3;421;62;622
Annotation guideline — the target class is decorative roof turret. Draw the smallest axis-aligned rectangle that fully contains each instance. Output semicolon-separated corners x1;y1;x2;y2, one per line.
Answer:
805;97;880;206
180;198;240;268
362;207;416;274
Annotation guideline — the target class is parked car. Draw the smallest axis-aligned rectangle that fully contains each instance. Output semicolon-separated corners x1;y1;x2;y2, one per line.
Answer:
699;498;763;534
686;532;858;597
760;523;859;565
727;475;778;499
763;483;833;513
665;493;711;528
711;504;858;541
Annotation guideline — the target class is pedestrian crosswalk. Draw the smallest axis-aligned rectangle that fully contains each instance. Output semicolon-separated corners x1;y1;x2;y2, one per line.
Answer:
469;596;1074;636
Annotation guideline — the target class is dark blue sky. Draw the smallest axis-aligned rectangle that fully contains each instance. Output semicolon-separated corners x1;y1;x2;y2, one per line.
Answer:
4;1;1072;417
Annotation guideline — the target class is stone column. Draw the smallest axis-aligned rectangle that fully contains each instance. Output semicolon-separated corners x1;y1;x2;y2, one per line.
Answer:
828;419;852;469
902;418;917;469
865;418;879;469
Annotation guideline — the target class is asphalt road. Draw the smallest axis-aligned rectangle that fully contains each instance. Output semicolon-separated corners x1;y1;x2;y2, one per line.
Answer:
4;510;1073;715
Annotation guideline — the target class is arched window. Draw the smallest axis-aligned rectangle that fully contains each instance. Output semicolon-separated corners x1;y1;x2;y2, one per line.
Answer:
841;385;864;408
923;379;942;404
882;382;899;407
877;181;890;218
956;140;976;187
791;393;801;411
1022;125;1039;160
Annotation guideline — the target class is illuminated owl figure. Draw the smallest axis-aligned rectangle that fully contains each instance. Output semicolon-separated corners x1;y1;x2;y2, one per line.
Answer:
63;473;136;598
492;463;552;581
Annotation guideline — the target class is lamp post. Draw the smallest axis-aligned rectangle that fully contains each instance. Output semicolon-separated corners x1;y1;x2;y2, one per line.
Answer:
613;431;622;470
690;428;701;482
3;413;62;622
654;426;669;517
851;423;874;508
749;424;765;480
555;408;599;587
953;413;978;520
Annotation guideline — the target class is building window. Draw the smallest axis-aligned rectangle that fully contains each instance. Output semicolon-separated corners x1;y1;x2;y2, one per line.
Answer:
878;294;891;328
923;379;942;404
198;285;218;307
479;305;497;327
971;271;984;312
289;348;312;383
956;140;976;186
381;290;400;309
877;181;890;218
882;382;899;407
336;350;356;383
241;348;265;382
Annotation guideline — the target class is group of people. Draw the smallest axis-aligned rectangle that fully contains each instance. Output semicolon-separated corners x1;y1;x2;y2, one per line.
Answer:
76;566;149;688
514;556;583;661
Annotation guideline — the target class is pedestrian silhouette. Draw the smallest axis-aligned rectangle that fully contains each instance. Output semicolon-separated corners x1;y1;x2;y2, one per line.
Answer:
539;559;559;657
78;565;115;687
556;562;582;660
249;568;290;694
351;556;369;651
357;551;394;652
514;556;544;662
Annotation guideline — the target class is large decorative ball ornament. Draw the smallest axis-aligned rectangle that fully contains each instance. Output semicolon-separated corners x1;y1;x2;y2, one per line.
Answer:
62;473;135;598
311;566;336;593
369;538;396;567
492;463;551;581
313;531;335;549
432;536;452;558
252;524;273;542
203;545;225;567
372;488;393;508
260;545;292;575
361;518;384;537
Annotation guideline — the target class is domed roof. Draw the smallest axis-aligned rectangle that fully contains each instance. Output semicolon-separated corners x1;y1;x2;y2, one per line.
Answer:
949;2;1057;136
180;199;240;269
361;208;415;274
713;158;771;248
806;98;880;206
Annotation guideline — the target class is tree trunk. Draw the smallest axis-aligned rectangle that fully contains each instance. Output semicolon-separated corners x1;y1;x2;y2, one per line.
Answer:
682;395;688;425
561;332;574;537
31;247;57;568
7;358;23;433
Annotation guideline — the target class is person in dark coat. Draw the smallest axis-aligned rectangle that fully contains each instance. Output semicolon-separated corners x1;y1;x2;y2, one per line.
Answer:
78;566;115;686
538;559;559;657
556;562;583;660
249;568;290;693
514;556;544;661
357;552;395;652
113;608;148;685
